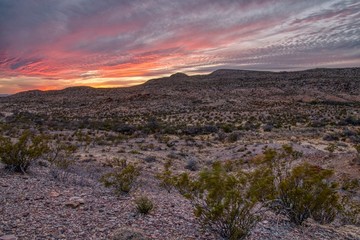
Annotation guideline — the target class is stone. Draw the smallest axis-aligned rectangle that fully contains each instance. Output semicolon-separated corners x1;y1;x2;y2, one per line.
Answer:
49;191;60;198
0;235;18;240
65;197;85;208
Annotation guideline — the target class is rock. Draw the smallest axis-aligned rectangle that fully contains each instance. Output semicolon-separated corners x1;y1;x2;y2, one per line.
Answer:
111;228;150;240
290;136;297;141
49;191;60;198
0;235;18;240
135;139;145;144
65;197;85;208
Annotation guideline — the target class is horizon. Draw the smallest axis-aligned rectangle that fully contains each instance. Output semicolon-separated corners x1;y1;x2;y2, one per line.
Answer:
1;0;359;94
2;67;358;95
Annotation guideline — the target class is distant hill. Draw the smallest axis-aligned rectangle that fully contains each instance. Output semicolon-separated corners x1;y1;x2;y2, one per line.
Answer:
1;68;359;117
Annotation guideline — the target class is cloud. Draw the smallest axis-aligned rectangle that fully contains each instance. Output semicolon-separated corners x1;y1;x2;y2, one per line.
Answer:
0;0;359;93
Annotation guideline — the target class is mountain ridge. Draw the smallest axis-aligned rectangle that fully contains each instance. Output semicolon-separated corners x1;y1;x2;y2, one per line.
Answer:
1;67;359;119
7;67;360;97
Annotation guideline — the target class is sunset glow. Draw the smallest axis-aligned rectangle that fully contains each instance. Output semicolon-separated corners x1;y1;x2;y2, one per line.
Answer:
0;0;359;93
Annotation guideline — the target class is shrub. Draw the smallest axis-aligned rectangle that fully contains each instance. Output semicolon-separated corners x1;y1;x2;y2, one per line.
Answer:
253;146;340;225
275;163;340;225
156;159;174;193
339;178;360;226
227;133;238;143
0;130;48;173
135;195;154;214
46;142;77;168
340;196;360;226
325;143;337;155
262;123;273;132
46;142;77;181
174;162;261;240
100;159;141;194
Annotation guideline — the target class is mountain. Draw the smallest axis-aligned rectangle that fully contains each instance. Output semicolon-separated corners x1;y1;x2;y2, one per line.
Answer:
1;68;359;118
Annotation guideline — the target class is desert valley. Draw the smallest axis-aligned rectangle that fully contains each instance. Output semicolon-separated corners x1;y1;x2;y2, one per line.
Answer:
0;68;360;240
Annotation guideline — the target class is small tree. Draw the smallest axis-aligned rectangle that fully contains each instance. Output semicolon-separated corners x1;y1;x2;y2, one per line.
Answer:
0;130;48;173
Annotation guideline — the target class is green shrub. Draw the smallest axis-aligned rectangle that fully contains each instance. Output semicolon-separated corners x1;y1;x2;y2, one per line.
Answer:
173;162;261;240
0;130;48;173
339;178;360;226
46;142;77;181
156;159;175;193
340;196;360;226
276;163;340;225
100;159;141;194
46;142;77;169
227;133;238;143
135;195;154;214
253;146;340;225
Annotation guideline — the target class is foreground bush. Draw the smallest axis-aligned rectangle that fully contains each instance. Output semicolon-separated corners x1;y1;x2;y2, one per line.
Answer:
275;163;339;224
254;146;341;225
100;159;141;194
173;162;261;240
0;130;48;173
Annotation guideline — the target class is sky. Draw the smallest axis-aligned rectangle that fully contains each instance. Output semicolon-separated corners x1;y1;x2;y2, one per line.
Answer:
0;0;359;94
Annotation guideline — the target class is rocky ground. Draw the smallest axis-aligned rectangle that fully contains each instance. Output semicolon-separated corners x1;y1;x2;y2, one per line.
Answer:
1;159;359;240
1;68;359;239
0;163;214;240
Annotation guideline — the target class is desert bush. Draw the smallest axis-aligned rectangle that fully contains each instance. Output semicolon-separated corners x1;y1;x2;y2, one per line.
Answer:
275;163;340;224
142;117;161;134
156;159;174;193
339;178;360;226
46;142;77;168
135;195;154;214
46;142;77;181
100;159;141;194
262;123;273;132
173;162;261;240
253;146;340;225
0;130;48;173
325;143;337;155
221;124;234;133
340;196;360;226
227;133;238;143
